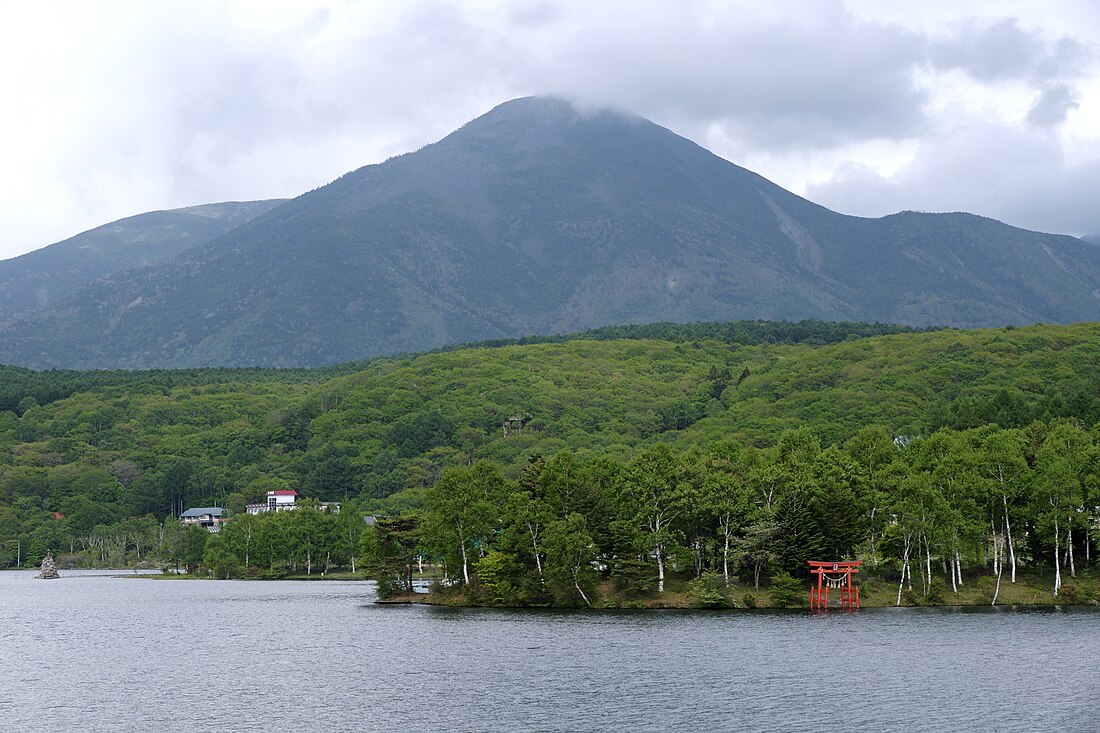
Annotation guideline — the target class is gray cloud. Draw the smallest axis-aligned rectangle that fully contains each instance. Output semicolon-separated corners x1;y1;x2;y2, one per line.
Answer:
807;118;1100;236
536;6;929;149
1027;84;1081;127
929;18;1091;82
2;2;1099;258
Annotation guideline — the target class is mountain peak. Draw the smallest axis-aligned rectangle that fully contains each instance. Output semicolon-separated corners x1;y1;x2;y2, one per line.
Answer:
449;95;644;145
2;98;1099;369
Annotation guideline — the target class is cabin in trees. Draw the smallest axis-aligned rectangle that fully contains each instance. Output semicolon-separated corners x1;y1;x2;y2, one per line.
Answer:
180;507;228;533
246;490;299;515
503;411;531;436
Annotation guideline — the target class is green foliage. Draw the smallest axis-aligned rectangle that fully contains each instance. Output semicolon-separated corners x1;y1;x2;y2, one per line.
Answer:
689;572;735;609
768;572;805;608
925;577;946;605
1058;580;1091;605
2;320;1100;610
203;534;240;578
362;514;422;599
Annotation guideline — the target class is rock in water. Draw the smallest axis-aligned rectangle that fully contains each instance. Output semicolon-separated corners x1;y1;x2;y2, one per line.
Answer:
36;554;60;579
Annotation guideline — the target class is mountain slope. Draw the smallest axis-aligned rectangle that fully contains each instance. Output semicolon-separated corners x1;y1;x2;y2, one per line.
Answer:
0;200;284;323
1;96;1099;369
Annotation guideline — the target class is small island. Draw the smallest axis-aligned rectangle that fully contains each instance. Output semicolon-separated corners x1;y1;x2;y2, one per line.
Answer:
36;554;59;580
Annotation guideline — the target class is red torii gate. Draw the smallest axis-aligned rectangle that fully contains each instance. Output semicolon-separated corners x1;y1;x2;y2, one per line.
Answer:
808;560;862;610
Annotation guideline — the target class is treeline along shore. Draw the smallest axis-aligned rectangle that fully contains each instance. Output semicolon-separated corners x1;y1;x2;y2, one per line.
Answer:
368;422;1099;608
2;321;1099;608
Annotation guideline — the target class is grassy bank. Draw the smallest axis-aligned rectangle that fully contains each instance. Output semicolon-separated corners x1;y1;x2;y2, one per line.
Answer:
380;569;1100;610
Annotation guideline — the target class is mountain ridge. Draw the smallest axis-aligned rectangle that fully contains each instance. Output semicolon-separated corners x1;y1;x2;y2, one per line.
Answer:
1;95;1098;369
0;199;285;324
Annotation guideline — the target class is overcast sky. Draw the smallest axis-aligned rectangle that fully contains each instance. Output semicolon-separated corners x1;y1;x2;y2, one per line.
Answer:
2;0;1100;260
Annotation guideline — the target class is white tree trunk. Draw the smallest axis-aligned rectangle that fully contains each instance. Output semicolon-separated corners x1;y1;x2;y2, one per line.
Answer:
1003;496;1016;583
955;550;963;587
1067;524;1076;578
461;543;470;585
949;557;958;593
992;535;1003;606
722;532;730;584
925;542;932;592
1053;516;1062;596
527;521;544;578
896;536;911;606
656;545;666;593
868;506;878;568
990;518;999;574
573;568;591;607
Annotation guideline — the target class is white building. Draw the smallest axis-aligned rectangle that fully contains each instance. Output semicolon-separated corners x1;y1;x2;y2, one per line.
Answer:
246;490;298;515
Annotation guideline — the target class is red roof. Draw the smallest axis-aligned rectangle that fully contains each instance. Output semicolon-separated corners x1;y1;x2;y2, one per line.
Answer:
268;490;298;496
52;512;65;520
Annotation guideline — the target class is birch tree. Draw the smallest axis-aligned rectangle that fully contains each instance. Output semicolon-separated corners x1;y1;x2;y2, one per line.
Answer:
974;429;1030;583
619;444;686;593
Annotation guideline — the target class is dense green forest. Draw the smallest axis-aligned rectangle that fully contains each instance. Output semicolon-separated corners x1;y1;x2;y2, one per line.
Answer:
2;320;1099;605
369;423;1098;607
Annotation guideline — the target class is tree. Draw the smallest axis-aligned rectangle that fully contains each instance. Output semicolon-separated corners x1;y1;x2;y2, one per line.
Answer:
1035;423;1090;596
203;533;239;578
619;444;686;593
286;504;339;574
543;514;597;607
974;428;1030;584
362;514;421;598
844;426;899;568
221;512;259;569
768;571;804;608
423;461;507;584
734;519;781;590
502;490;554;584
180;524;209;573
335;501;365;573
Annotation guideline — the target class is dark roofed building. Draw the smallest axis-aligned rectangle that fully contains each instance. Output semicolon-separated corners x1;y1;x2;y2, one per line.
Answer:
180;507;228;533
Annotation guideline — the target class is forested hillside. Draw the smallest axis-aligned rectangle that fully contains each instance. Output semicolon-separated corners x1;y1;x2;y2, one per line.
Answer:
2;321;1099;603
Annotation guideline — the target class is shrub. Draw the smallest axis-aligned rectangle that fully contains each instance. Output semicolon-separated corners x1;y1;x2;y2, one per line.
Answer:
1059;579;1082;604
973;576;995;605
689;572;735;609
768;572;805;608
742;593;757;609
925;577;946;605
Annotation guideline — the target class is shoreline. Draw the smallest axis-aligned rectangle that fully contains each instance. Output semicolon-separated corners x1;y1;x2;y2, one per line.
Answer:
375;593;1100;610
376;570;1099;610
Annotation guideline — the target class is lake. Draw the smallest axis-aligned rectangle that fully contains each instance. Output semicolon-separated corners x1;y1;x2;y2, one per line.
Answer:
1;570;1097;732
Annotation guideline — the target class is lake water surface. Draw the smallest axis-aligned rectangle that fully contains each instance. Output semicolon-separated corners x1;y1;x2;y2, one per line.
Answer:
1;570;1097;732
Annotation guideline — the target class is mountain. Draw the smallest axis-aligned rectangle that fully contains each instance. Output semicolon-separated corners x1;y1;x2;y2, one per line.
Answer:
2;95;1099;369
0;200;284;324
1084;235;1100;246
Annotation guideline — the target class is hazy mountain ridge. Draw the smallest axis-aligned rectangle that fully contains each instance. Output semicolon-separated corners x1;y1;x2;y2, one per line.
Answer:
0;200;285;324
1;96;1097;369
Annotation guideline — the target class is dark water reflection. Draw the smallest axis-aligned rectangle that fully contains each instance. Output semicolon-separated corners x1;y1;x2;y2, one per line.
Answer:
1;571;1096;732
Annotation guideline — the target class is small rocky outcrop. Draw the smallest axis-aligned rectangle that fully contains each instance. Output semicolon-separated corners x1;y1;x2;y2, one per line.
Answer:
36;554;60;579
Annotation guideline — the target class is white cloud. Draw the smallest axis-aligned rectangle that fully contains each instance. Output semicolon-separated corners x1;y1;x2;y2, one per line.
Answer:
1;0;1099;258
